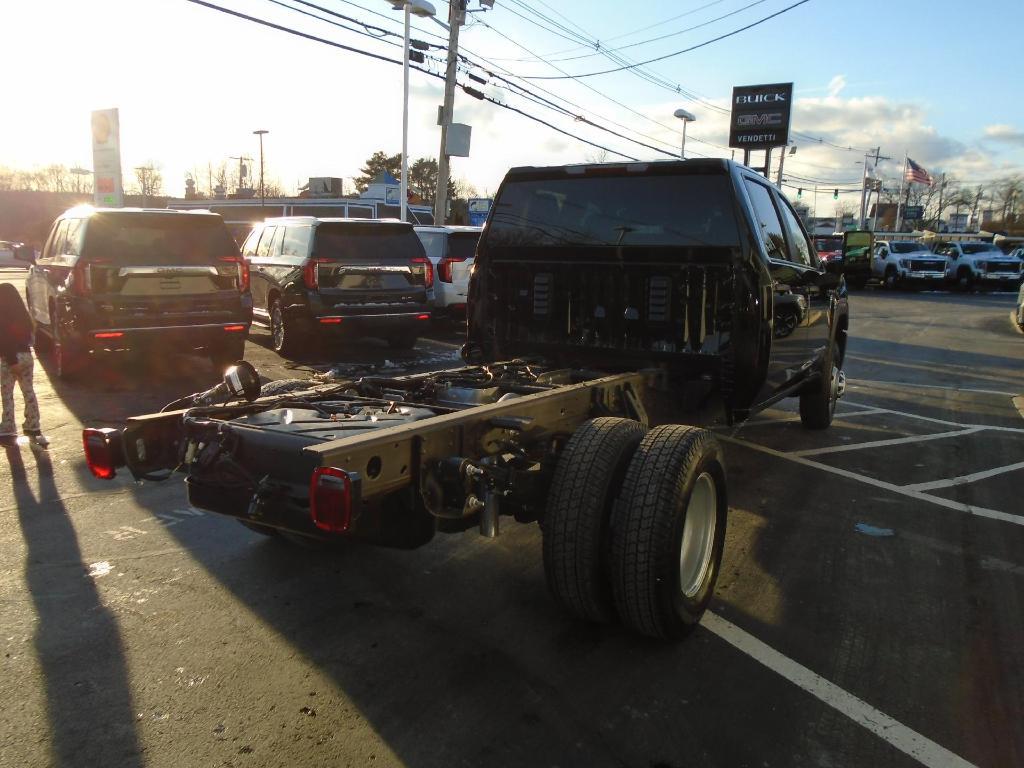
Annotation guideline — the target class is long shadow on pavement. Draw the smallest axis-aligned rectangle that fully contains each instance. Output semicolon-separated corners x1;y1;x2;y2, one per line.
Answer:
5;443;143;767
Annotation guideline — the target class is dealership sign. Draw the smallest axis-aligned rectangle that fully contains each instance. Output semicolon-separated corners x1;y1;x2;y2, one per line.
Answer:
91;108;124;207
728;83;793;151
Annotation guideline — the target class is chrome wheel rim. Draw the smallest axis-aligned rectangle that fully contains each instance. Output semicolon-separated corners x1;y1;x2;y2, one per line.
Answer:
679;472;717;598
271;306;284;349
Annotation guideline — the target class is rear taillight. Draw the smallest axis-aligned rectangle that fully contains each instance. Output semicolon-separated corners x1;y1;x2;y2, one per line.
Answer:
82;427;124;480
411;256;434;289
221;256;249;292
310;466;352;533
223;324;246;332
437;256;466;283
303;258;330;290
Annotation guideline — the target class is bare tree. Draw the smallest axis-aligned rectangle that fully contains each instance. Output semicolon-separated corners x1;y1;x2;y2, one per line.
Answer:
130;164;164;200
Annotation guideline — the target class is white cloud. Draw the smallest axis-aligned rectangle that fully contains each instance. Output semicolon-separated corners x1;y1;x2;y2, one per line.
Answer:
984;124;1024;147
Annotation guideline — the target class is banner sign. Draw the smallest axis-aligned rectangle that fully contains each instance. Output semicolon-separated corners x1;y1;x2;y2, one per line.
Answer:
91;108;124;207
903;205;924;220
728;83;793;150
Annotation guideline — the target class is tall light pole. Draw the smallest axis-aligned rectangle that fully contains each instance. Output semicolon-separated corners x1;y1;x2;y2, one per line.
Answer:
386;0;436;222
253;129;268;207
673;108;695;160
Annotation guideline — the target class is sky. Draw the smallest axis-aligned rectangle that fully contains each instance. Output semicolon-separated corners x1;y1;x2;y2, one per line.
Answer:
1;0;1022;205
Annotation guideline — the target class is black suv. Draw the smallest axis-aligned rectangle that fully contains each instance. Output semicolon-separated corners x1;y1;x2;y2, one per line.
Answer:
240;217;432;355
25;208;252;378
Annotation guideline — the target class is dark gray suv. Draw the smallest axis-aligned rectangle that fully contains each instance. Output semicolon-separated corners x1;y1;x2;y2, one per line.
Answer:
241;217;433;356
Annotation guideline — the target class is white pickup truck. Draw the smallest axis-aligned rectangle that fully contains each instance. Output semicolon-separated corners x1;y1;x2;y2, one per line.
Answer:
872;240;947;289
933;240;1024;291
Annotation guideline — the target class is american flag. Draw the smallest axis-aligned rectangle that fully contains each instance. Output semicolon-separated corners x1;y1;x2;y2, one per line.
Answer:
905;157;933;186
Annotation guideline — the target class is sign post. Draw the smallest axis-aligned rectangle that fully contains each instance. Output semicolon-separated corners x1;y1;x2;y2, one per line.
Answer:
728;83;793;178
91;108;124;207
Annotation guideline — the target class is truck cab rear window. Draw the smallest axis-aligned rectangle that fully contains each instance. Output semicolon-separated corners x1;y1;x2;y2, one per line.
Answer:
488;174;740;248
84;214;236;265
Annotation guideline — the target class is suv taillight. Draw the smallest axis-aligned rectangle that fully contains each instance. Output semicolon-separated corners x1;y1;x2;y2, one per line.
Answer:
310;466;352;533
221;256;250;292
437;256;466;283
82;427;124;480
411;256;434;288
303;258;330;290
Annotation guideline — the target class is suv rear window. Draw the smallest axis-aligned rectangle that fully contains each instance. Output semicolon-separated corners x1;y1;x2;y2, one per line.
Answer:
448;232;480;260
84;213;236;265
313;223;425;263
488;174;740;248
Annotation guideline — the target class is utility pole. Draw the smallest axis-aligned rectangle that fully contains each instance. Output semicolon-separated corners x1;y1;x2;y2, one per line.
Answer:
433;0;464;225
858;147;888;229
229;156;251;195
253;130;269;207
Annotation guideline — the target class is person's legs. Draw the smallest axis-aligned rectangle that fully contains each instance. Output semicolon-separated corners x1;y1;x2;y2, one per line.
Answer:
14;352;43;440
0;359;15;440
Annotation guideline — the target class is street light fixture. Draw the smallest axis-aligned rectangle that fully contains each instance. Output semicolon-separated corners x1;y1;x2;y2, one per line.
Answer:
385;0;437;222
253;129;269;207
673;108;696;160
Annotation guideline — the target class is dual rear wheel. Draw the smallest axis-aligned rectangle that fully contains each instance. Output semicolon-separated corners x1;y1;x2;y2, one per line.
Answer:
543;417;727;641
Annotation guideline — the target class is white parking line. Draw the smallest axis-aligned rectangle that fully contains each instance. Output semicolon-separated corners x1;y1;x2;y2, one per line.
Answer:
904;461;1024;492
703;612;976;768
843;401;1024;434
718;434;1023;527
791;427;983;457
848;378;1021;397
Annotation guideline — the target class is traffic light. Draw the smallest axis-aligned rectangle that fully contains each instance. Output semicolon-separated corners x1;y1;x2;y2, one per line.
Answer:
797;188;803;198
833;189;839;200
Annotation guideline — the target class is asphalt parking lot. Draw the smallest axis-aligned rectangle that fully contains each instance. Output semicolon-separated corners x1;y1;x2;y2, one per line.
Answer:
2;267;1022;768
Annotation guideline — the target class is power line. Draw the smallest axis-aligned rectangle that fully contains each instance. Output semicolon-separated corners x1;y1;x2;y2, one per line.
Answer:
527;0;774;64
182;0;641;161
520;0;813;80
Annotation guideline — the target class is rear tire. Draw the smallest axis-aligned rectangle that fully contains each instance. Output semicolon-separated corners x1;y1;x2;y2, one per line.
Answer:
883;266;898;290
52;313;85;380
542;417;647;623
610;425;727;641
799;341;840;430
270;299;304;357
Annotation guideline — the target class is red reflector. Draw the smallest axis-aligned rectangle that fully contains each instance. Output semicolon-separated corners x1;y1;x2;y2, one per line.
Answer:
319;317;343;324
223;324;246;332
310;467;352;533
82;427;122;480
94;332;124;339
416;313;430;320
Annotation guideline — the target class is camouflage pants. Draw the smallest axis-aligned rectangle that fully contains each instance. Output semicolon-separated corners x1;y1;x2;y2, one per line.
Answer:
1;351;41;435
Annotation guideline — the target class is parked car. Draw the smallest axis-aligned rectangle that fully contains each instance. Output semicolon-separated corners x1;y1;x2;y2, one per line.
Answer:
241;217;432;355
414;225;481;317
25;208;252;378
933;240;1024;291
872;240;947;289
0;240;30;269
812;235;843;264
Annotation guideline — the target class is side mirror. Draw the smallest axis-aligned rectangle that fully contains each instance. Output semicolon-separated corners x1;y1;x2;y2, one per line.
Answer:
14;245;35;263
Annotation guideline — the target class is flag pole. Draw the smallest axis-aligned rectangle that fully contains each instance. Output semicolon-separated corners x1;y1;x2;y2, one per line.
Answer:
895;153;908;232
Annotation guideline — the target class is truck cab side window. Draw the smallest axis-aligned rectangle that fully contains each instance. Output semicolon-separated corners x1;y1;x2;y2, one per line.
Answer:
775;195;813;267
743;179;787;262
